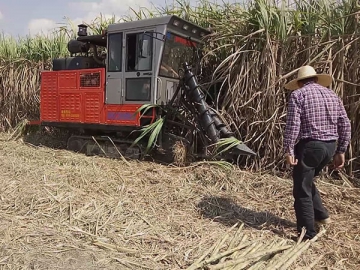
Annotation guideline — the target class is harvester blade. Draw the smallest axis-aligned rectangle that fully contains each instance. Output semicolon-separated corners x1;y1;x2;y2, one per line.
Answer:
233;143;256;156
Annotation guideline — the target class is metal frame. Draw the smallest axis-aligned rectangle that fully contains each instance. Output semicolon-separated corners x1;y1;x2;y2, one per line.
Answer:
107;15;209;40
104;15;211;106
121;27;156;105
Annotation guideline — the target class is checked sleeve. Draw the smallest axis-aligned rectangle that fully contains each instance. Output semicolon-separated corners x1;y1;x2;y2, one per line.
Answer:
336;98;351;153
283;92;302;156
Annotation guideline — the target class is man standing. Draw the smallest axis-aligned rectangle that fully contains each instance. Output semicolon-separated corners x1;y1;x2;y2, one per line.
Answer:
283;65;351;240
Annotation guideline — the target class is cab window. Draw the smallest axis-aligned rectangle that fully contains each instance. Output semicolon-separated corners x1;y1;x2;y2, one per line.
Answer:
107;33;123;72
159;32;197;78
125;78;151;101
126;32;153;72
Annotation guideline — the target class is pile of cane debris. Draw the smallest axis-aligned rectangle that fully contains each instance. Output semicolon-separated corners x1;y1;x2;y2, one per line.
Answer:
0;131;359;269
186;223;324;270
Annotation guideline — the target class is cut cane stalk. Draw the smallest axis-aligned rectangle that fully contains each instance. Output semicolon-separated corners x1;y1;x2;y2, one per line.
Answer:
305;254;324;269
247;239;285;270
208;245;292;270
228;223;244;249
211;223;239;257
220;224;245;264
186;237;223;270
189;240;258;270
232;242;265;270
265;230;306;270
278;230;326;270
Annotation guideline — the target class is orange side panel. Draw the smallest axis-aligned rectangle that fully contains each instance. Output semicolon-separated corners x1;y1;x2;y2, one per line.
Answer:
40;71;58;121
40;68;155;127
104;104;142;126
58;71;78;90
85;92;102;123
56;69;104;124
59;93;82;122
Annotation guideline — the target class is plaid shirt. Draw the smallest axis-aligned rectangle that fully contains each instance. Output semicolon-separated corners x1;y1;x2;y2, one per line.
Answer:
283;81;351;156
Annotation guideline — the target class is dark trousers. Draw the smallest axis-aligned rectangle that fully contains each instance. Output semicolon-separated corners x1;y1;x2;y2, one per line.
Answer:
292;139;336;238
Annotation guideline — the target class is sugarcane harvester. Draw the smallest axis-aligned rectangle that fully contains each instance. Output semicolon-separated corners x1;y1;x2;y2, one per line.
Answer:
32;15;255;162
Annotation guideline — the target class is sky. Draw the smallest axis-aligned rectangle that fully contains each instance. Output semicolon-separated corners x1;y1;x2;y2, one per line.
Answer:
0;0;165;37
0;0;238;38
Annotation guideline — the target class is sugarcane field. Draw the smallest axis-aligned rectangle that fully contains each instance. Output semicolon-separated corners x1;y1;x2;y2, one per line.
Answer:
1;0;360;269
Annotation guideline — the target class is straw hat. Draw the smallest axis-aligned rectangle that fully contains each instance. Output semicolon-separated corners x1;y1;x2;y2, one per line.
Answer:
284;65;332;91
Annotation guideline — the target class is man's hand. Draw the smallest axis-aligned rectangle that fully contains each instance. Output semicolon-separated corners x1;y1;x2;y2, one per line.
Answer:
285;153;298;166
333;153;345;170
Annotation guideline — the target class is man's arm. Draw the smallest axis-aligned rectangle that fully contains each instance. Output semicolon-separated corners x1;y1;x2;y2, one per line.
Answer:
337;98;351;153
283;92;302;157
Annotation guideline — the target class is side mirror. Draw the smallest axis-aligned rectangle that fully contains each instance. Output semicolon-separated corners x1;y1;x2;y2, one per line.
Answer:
139;34;150;58
139;37;149;58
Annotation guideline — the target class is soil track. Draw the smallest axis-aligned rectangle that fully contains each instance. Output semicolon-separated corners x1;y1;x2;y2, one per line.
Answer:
0;133;359;269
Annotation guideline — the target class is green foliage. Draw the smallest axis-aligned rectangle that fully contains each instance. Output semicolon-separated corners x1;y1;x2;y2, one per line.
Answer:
1;0;360;174
134;104;160;117
131;117;165;154
212;137;243;157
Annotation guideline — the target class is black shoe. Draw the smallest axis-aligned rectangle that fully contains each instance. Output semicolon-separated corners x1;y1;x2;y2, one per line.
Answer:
295;232;314;242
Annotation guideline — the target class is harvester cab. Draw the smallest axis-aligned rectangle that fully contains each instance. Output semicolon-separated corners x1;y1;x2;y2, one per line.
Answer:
58;17;203;107
35;15;255;163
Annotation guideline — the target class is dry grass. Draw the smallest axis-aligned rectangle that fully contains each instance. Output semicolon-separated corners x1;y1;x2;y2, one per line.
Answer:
0;131;359;269
172;140;189;166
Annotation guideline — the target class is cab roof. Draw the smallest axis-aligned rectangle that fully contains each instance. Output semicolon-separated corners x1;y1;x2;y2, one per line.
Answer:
76;15;211;47
107;15;210;39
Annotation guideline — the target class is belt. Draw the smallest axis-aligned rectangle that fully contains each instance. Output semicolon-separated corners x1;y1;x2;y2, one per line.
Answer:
298;138;336;143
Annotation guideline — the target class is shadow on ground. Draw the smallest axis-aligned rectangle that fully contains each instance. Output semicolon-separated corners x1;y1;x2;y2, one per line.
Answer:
22;128;69;149
196;196;296;239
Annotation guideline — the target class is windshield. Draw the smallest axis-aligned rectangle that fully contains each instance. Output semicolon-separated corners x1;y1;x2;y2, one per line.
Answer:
159;32;198;79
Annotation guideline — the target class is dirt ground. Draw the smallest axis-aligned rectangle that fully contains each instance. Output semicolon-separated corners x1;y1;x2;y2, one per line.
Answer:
0;132;359;269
